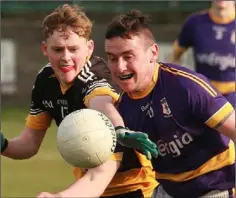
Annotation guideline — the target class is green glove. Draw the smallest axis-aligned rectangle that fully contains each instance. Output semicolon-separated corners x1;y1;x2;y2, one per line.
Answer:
115;126;158;160
1;131;8;153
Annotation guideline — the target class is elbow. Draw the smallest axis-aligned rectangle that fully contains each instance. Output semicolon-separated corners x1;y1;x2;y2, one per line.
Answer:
25;147;39;159
3;143;40;160
15;147;39;160
28;151;38;159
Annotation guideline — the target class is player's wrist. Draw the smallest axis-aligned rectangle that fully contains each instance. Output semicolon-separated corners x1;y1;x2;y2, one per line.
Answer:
115;126;126;136
115;126;125;130
2;138;8;152
1;132;9;153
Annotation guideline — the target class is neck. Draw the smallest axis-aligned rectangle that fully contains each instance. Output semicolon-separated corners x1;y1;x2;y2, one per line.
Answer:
132;63;156;95
56;75;74;89
211;6;235;20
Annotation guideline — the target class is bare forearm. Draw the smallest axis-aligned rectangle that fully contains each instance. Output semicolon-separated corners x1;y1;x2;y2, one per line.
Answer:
2;127;46;159
2;136;37;159
59;174;104;197
89;96;124;127
58;160;120;198
96;102;124;127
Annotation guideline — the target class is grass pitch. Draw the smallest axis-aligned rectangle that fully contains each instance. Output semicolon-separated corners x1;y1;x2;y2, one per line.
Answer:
1;107;73;197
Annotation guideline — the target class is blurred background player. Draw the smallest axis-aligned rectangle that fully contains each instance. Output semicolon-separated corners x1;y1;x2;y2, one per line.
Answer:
169;0;235;106
0;4;158;198
105;10;235;198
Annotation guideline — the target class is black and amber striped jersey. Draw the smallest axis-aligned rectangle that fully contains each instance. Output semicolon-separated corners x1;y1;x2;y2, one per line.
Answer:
26;56;119;130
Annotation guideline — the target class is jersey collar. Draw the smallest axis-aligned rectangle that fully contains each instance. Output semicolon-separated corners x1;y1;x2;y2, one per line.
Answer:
54;75;73;95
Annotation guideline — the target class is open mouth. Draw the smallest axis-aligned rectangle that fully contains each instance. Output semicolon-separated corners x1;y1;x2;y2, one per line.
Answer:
59;66;75;73
119;73;134;81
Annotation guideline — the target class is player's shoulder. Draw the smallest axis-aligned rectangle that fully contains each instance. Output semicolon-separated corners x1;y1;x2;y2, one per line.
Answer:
90;55;107;67
183;9;209;24
159;62;207;83
33;63;54;89
31;63;54;96
89;55;111;79
76;55;110;81
77;55;118;88
35;63;54;80
159;62;214;93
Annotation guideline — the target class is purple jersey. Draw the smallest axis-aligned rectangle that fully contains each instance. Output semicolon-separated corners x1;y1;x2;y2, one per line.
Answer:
177;10;235;96
117;63;235;198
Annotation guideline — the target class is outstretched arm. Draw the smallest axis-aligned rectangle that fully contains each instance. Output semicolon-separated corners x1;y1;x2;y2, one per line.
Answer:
1;126;46;159
37;159;121;198
88;95;124;127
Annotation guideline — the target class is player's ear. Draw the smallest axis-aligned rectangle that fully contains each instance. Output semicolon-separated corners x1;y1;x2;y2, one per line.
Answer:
150;43;159;63
41;41;48;56
87;39;94;57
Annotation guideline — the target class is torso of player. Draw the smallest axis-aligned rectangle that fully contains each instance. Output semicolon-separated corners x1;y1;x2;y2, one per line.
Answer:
39;73;89;126
190;12;235;82
29;56;118;127
117;63;233;174
117;63;235;196
35;67;92;126
117;80;205;174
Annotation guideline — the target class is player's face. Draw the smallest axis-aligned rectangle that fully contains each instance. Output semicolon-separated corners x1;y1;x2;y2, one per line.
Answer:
212;0;235;9
105;35;158;93
42;29;94;85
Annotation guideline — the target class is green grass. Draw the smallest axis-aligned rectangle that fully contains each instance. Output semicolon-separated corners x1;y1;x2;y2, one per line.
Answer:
1;107;74;197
